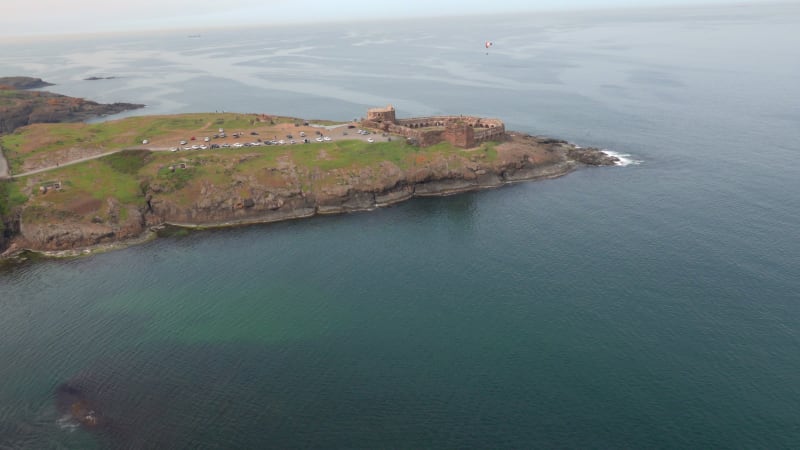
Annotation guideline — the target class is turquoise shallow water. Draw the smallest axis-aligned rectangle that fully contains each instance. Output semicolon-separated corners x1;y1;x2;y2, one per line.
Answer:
1;4;800;448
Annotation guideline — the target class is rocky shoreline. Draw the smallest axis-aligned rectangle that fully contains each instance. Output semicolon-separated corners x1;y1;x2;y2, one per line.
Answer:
1;139;617;260
0;76;143;134
0;78;621;260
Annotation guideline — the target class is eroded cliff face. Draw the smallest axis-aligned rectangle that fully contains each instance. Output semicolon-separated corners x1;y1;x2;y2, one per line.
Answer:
16;199;146;252
8;134;617;254
144;136;616;228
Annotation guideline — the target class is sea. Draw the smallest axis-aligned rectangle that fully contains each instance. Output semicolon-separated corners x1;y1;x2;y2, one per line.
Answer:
1;3;799;448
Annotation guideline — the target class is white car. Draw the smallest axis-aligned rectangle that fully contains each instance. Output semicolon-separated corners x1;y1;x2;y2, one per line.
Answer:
367;137;374;143
191;144;200;150
170;147;178;152
315;137;324;142
199;145;208;150
233;143;243;148
323;136;332;141
180;140;187;145
204;137;210;142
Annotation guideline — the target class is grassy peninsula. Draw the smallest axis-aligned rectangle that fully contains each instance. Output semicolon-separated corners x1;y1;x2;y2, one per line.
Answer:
0;110;616;256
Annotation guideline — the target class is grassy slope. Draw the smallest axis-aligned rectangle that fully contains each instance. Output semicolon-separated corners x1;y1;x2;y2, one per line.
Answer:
9;114;501;227
0;113;274;173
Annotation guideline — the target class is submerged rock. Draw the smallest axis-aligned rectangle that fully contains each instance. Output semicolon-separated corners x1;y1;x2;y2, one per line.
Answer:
55;382;105;429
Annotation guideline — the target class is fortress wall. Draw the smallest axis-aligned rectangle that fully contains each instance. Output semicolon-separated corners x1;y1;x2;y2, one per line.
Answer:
419;130;445;147
474;123;506;142
363;108;506;148
382;124;446;147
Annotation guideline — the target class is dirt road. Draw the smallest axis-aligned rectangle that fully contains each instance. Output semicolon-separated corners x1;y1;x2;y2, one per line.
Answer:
6;128;394;179
0;148;9;179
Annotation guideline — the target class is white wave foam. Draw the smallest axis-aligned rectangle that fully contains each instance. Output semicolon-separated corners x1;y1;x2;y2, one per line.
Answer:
56;415;79;432
602;150;642;167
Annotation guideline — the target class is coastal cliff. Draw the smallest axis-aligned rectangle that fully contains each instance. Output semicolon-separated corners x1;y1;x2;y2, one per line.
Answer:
0;77;145;254
6;135;616;255
0;76;143;134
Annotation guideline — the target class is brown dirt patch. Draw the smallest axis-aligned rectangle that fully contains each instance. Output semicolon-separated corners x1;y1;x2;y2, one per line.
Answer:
496;134;560;164
66;196;103;215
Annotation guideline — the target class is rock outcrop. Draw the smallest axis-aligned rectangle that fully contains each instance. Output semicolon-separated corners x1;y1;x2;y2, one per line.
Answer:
0;76;53;90
0;76;143;134
17;203;146;252
143;134;617;228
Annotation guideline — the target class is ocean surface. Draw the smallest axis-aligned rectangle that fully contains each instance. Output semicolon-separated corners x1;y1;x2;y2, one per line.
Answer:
1;4;799;448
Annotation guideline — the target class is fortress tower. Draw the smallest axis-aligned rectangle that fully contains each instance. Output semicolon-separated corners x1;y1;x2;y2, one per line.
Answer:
366;105;396;124
443;122;475;149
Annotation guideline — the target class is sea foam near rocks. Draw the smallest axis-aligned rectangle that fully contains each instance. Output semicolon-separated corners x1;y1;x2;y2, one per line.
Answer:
601;150;641;166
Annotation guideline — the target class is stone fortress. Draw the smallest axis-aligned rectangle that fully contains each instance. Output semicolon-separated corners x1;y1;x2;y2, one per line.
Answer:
362;105;506;149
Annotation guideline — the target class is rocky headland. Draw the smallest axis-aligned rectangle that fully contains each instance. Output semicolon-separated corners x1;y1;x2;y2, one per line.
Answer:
0;84;620;258
3;134;617;257
0;76;143;134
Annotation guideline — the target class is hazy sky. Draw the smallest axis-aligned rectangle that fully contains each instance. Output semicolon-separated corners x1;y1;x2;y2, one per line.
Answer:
0;0;762;37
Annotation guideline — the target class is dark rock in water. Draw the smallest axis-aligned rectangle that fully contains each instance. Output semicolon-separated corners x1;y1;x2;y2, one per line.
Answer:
84;76;117;81
567;146;620;166
55;382;105;429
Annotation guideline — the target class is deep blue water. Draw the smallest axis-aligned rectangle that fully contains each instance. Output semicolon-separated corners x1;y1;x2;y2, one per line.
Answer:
1;4;799;448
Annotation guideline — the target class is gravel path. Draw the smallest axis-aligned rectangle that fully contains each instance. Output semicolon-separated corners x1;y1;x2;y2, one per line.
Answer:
0;148;9;179
10;146;171;179
6;128;394;179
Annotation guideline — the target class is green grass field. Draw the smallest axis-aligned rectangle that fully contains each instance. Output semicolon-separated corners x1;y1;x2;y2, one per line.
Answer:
0;112;349;174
